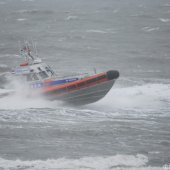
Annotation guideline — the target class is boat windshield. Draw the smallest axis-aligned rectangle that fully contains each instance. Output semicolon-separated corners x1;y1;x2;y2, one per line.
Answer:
38;71;48;79
45;66;55;76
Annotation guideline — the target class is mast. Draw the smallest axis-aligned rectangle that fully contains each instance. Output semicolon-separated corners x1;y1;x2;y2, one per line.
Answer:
19;41;42;65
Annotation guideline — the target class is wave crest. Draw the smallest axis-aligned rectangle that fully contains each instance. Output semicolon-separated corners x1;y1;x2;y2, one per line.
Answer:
0;154;152;170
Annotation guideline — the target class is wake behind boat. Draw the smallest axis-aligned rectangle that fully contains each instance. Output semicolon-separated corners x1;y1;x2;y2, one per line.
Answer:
7;43;119;105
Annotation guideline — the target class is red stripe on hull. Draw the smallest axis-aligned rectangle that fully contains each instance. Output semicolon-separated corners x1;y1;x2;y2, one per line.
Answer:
43;72;108;96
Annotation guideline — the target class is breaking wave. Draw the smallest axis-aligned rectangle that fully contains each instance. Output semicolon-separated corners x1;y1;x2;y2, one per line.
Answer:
86;29;116;34
86;29;108;34
16;18;27;21
0;64;9;73
0;154;164;170
66;15;78;20
0;77;57;110
91;83;170;113
0;92;55;110
159;18;170;23
141;27;160;32
0;82;170;112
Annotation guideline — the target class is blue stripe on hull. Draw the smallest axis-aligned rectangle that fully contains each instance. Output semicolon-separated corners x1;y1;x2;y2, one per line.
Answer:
30;78;79;89
47;78;78;86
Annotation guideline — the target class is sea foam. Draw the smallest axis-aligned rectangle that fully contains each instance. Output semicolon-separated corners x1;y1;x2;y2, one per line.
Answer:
93;83;170;112
0;154;162;170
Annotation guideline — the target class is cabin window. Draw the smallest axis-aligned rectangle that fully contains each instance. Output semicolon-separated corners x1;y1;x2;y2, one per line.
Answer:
32;73;39;81
38;67;42;71
26;73;39;81
39;71;48;79
45;66;54;76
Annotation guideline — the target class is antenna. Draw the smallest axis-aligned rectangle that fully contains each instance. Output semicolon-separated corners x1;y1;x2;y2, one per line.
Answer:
31;38;35;54
31;38;38;57
34;42;38;57
93;67;97;74
18;41;21;55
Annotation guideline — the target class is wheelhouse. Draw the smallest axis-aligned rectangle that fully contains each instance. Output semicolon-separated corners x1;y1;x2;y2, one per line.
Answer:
13;61;55;83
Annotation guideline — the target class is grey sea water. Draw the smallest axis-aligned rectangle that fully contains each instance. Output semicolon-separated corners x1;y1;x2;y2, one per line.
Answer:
0;0;170;169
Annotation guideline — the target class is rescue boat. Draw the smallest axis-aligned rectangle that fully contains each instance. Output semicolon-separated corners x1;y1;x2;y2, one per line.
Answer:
11;44;119;105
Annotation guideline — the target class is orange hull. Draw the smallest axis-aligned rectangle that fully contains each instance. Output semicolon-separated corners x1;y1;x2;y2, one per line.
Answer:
43;70;119;105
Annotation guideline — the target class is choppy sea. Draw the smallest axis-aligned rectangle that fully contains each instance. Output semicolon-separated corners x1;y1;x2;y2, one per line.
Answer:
0;0;170;169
